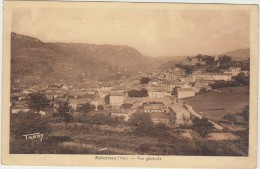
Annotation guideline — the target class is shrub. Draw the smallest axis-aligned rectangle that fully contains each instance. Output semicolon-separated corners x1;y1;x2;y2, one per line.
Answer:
182;65;194;75
55;101;73;124
128;88;148;97
128;113;153;128
77;103;95;112
104;95;110;105
235;73;249;85
237;105;249;122
140;77;150;84
197;87;207;95
191;117;214;138
154;122;167;130
209;81;241;89
223;114;237;125
97;105;104;111
10;112;50;139
28;92;50;113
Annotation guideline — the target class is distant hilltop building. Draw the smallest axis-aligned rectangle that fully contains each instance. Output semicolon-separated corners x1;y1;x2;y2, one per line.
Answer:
182;56;206;66
230;67;242;76
223;67;242;77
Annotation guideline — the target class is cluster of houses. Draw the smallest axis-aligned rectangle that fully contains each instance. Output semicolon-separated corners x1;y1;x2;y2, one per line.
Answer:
142;66;244;100
10;55;248;127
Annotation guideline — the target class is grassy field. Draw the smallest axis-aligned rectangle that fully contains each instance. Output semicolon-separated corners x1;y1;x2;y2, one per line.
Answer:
182;86;249;122
10;109;249;156
10;121;248;156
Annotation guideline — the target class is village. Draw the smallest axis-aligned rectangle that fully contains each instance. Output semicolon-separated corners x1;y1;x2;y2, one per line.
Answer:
10;54;249;129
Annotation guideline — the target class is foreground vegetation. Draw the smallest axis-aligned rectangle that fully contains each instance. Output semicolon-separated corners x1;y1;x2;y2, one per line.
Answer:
9;87;249;156
10;109;248;156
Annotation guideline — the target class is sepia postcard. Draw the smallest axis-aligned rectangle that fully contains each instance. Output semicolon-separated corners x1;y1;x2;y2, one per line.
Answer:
1;1;259;168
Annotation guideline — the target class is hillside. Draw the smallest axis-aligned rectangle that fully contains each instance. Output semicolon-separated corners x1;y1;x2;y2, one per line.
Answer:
11;32;161;85
220;49;250;61
157;56;188;70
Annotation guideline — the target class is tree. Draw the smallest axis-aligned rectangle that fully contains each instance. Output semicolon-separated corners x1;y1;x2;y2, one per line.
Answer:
128;88;148;97
223;114;237;125
191;117;214;138
140;77;150;84
235;73;249;85
171;86;179;95
203;55;215;66
197;87;207;95
218;55;232;69
104;95;110;105
219;55;232;64
182;65;194;75
78;103;95;112
56;101;73;125
28;92;50;113
97;105;104;111
139;88;148;97
241;105;249;122
209;80;240;89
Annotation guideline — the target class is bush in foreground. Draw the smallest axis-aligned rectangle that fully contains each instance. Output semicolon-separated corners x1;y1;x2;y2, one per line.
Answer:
191;117;214;138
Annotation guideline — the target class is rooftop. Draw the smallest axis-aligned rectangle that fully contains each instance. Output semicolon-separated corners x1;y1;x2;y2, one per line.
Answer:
121;103;133;109
169;104;190;116
177;88;194;92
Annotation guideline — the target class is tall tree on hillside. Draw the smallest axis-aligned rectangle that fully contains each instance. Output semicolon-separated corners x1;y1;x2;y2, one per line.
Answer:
28;92;50;113
56;101;73;127
104;94;110;105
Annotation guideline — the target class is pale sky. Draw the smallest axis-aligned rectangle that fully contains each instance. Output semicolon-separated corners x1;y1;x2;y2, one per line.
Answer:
12;7;250;57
